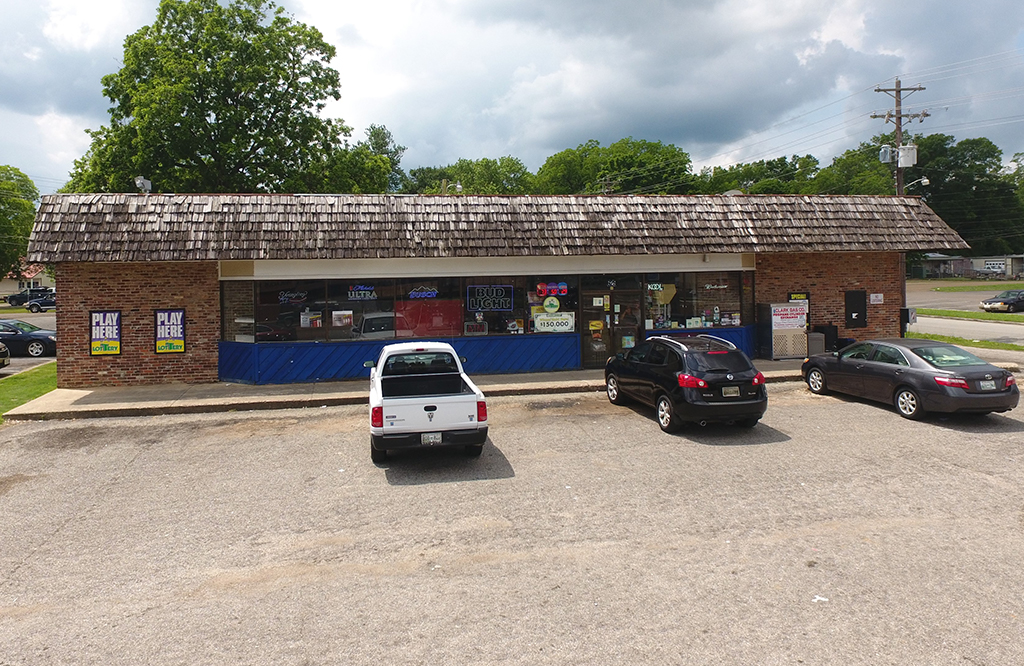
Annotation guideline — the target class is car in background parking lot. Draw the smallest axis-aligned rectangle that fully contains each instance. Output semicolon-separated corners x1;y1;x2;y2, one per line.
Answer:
25;294;56;313
0;340;9;368
0;319;57;357
802;338;1018;419
605;334;767;432
5;287;54;307
979;290;1024;312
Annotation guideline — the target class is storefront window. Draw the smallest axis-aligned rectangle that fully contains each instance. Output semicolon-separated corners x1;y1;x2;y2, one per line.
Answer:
256;280;327;342
464;278;527;335
527;276;579;333
395;278;462;338
644;272;749;330
222;281;254;342
327;280;397;340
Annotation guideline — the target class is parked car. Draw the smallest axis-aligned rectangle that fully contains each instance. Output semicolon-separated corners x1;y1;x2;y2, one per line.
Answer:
801;338;1018;420
364;341;488;462
5;287;54;307
351;312;415;339
979;290;1024;312
25;294;56;313
0;341;9;368
0;319;58;357
604;334;768;432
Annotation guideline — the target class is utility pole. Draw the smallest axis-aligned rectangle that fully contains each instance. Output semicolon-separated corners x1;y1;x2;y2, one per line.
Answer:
871;78;929;195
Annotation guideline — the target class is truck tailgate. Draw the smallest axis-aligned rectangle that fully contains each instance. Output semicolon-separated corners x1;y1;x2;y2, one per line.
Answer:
381;394;482;434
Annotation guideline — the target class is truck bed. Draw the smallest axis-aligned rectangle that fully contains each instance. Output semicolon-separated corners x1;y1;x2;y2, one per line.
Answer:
381;372;470;398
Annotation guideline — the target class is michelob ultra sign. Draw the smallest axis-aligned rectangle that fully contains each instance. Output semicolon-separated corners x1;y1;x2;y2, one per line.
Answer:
90;311;121;355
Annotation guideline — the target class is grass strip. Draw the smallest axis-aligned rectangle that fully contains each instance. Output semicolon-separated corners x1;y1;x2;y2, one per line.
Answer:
0;362;57;423
909;332;1024;353
916;308;1024;323
927;282;1024;292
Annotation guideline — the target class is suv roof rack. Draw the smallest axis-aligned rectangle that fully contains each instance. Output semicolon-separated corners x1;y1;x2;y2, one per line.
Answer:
650;333;738;352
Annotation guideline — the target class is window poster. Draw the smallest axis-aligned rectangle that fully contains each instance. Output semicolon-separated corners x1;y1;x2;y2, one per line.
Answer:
90;311;121;356
154;309;186;354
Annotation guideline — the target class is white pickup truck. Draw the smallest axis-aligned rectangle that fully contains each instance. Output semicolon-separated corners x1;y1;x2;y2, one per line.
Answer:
365;342;488;462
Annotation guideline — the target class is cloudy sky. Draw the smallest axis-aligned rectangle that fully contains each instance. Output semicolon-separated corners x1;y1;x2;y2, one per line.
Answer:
3;0;1024;193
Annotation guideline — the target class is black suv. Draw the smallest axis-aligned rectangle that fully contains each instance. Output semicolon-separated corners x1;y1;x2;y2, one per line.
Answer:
605;334;768;432
6;287;55;307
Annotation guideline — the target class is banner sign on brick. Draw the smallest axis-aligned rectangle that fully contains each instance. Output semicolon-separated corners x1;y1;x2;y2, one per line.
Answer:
155;309;186;354
90;311;121;356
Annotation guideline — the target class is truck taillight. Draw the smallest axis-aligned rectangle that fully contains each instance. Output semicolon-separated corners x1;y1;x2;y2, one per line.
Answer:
677;373;707;389
371;406;383;428
477;401;488;422
934;376;969;389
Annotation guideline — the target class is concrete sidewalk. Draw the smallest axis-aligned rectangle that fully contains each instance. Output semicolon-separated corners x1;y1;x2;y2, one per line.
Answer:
6;348;1022;421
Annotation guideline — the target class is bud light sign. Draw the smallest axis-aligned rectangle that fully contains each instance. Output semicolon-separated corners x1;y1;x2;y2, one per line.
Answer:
467;285;513;311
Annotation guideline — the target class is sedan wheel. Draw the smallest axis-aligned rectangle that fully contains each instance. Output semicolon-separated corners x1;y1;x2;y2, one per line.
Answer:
656;395;682;433
806;367;827;394
894;387;924;420
26;341;46;357
606;374;627;405
1009;304;1018;313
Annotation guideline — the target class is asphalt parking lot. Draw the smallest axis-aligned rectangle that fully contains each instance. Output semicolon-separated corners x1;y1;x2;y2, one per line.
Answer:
2;383;1024;665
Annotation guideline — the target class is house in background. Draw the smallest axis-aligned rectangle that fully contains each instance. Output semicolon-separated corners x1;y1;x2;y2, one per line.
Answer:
2;262;55;301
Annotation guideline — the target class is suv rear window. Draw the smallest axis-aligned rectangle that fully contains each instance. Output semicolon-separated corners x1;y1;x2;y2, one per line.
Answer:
685;350;753;373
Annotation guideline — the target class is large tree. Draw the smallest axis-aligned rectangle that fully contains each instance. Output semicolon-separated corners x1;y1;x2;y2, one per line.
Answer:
402;157;534;195
64;0;387;193
534;138;695;195
0;166;39;279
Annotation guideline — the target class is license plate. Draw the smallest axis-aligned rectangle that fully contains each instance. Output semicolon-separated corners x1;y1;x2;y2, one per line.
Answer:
979;380;996;391
722;386;740;397
421;432;443;445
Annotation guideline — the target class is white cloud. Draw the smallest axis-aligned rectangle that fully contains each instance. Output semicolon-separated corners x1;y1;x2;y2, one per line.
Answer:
42;0;150;51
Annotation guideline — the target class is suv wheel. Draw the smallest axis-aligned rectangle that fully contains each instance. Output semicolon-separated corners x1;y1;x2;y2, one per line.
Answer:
606;374;627;405
28;303;40;313
656;394;682;433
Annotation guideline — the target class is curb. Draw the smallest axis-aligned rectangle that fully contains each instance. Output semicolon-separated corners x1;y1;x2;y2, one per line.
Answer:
1;372;807;422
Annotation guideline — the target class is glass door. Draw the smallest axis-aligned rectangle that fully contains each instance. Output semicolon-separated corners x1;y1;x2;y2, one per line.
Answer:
581;290;643;368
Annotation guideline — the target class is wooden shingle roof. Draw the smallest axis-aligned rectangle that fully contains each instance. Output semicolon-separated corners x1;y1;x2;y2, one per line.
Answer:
27;193;969;263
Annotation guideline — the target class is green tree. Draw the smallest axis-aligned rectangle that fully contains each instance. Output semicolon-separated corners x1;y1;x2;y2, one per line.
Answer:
362;124;407;192
911;134;1024;255
0;166;39;279
403;157;534;195
64;0;385;193
535;138;694;195
811;135;894;195
694;155;819;194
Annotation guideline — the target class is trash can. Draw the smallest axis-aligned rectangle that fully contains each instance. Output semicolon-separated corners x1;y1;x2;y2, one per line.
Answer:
806;331;825;356
812;324;838;351
837;337;856;350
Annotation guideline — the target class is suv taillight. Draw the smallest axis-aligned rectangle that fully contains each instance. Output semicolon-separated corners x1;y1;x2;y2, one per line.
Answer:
371;406;383;428
677;373;707;389
477;401;488;422
751;372;765;386
934;376;969;389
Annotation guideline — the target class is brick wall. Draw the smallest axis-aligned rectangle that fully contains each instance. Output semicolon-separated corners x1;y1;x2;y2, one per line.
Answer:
55;262;220;388
755;252;904;339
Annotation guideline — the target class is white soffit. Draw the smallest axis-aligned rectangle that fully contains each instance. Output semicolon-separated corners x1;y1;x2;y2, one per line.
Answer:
220;254;753;279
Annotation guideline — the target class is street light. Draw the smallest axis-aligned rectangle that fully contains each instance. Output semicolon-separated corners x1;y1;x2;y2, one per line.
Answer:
905;176;930;190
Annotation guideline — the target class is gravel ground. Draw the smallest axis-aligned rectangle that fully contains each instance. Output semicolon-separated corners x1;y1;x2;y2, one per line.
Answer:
1;383;1023;665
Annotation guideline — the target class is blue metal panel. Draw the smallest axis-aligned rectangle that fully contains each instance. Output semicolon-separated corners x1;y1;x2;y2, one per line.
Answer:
645;326;757;357
219;341;257;384
219;334;583;384
453;334;580;374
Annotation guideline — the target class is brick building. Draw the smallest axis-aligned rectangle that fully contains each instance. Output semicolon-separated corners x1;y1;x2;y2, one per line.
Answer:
27;193;967;388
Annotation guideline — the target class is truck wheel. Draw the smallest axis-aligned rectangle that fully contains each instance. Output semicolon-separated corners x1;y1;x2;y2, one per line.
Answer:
371;441;388;463
465;444;484;457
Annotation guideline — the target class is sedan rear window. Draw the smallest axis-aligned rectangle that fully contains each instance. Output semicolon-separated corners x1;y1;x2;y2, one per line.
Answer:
911;346;987;368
